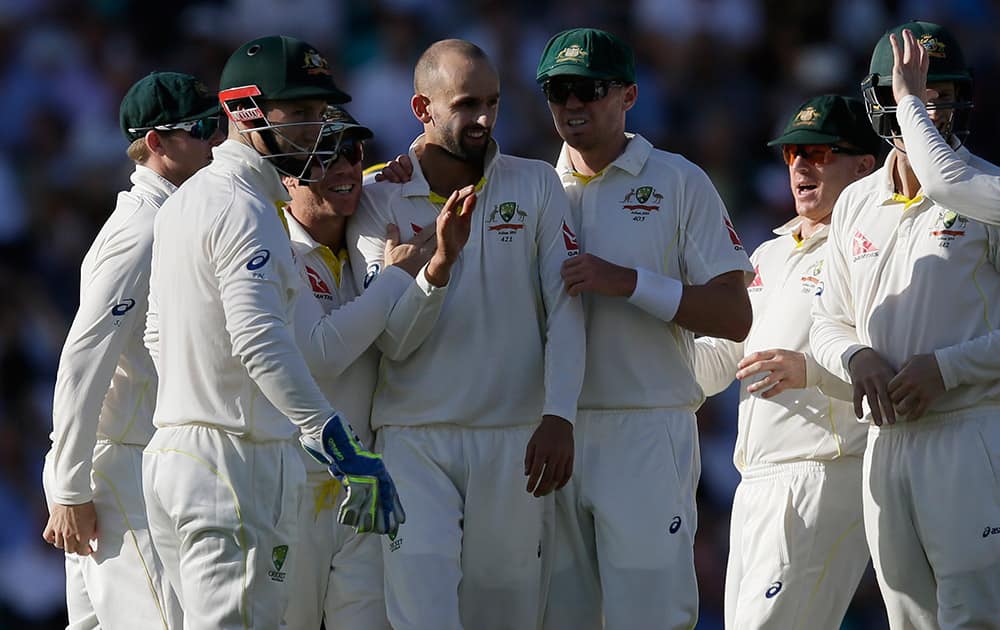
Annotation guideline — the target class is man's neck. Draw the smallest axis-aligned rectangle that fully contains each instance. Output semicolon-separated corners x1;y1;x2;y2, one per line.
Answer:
568;133;629;177
891;151;922;199
289;206;346;251
415;142;485;198
797;214;831;241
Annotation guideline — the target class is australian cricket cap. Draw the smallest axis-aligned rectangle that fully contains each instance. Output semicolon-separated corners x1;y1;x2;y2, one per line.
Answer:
119;71;220;142
767;94;882;154
536;28;636;84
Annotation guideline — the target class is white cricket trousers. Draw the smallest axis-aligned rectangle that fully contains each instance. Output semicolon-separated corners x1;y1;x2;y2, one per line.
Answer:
378;424;547;630
864;406;1000;629
543;409;700;630
45;442;180;630
143;425;305;630
724;458;868;630
284;471;389;630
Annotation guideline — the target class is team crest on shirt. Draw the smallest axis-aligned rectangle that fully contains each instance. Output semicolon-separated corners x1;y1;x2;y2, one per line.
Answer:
305;265;333;301
929;210;967;248
800;259;824;296
268;545;288;582
621;185;663;221
487;201;527;242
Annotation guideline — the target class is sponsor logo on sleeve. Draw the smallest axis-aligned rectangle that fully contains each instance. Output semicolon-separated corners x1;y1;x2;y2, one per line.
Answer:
111;298;136;317
724;217;745;251
364;262;381;289
247;249;271;270
983;525;1000;538
561;220;580;256
669;515;682;534
765;581;783;598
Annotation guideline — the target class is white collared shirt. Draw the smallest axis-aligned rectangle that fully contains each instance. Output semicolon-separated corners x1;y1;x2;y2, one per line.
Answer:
347;135;586;429
694;218;862;469
46;165;174;504
556;134;754;411
146;140;335;440
811;150;1000;417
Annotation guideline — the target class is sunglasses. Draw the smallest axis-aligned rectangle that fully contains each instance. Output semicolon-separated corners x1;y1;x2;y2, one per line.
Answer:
129;116;220;141
781;144;867;166
320;138;364;167
542;78;624;104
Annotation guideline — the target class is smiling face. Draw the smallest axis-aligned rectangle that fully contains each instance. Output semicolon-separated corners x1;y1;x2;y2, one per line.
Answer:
421;52;499;162
546;77;636;153
286;139;365;219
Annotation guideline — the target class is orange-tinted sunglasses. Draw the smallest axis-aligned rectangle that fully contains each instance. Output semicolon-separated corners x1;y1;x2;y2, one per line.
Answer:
782;144;867;166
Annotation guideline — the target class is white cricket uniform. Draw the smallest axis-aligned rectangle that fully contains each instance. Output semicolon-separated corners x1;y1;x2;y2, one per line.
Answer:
543;134;754;630
281;208;395;630
810;149;1000;629
347;136;586;630
42;165;180;630
143;140;338;630
897;95;1000;226
693;219;868;630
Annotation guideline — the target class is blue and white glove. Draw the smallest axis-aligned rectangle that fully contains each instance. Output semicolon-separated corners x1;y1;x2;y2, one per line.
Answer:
301;414;405;537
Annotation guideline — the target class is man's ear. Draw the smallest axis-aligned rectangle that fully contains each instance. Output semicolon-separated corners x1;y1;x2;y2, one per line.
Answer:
622;83;638;113
857;154;877;177
411;94;432;124
145;130;165;156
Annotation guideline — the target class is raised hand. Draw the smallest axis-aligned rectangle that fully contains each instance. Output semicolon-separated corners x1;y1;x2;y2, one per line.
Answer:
891;29;931;104
424;186;477;287
373;154;414;184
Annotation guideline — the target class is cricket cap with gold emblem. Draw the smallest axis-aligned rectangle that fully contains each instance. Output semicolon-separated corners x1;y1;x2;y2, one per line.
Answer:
535;27;636;83
768;94;882;155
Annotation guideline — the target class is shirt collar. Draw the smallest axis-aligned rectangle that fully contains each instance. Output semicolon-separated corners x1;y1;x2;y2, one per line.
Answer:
772;216;830;250
130;164;177;205
400;133;500;199
281;206;322;252
555;133;652;181
212;139;291;206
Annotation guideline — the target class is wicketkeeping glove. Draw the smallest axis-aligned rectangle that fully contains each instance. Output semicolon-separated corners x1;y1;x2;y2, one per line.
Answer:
301;414;405;537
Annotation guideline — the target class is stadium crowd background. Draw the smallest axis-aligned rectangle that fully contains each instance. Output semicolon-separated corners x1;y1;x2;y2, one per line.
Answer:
1;0;996;627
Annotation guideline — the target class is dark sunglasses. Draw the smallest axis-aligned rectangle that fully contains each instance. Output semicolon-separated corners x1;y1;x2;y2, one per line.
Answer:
781;144;867;166
129;116;220;141
542;78;625;104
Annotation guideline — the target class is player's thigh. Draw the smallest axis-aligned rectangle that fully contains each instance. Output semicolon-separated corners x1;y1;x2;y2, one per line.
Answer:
146;428;304;629
377;427;464;630
85;443;177;629
285;475;342;630
461;426;546;630
587;410;699;629
326;530;390;630
863;426;938;629
543;476;601;630
911;413;1000;628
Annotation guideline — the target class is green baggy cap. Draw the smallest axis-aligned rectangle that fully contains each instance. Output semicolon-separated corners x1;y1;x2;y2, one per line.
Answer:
868;21;970;87
767;94;882;154
536;28;636;84
119;71;219;142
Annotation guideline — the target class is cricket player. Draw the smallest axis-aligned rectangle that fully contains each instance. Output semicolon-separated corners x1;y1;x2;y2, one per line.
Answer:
535;28;754;630
810;21;1000;629
891;27;1000;225
347;39;585;630
41;71;221;629
693;95;880;629
282;105;474;630
142;36;403;630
